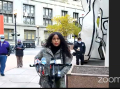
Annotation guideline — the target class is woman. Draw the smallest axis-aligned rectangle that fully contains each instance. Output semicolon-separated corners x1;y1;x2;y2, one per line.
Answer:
35;32;72;88
14;39;25;68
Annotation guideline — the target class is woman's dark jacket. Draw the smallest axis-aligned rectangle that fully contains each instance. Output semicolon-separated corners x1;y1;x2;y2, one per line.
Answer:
14;43;25;56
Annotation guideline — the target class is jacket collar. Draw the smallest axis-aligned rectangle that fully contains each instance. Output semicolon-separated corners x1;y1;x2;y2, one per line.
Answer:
46;48;61;57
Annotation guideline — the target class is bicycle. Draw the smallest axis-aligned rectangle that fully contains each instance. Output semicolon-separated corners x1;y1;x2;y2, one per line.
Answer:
29;57;72;88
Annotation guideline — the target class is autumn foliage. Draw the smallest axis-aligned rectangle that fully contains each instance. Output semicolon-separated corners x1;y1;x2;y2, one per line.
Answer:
46;14;81;38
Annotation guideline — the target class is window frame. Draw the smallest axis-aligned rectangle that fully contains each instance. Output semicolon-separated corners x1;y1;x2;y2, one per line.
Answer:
73;12;79;21
7;2;13;11
4;29;14;41
43;18;52;26
3;1;7;11
43;7;52;17
43;7;53;26
61;10;68;16
0;1;13;23
23;4;35;25
8;14;13;23
24;30;36;40
0;1;2;10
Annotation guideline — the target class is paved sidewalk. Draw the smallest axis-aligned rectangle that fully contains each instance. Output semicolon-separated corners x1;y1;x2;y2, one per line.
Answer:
0;50;75;88
0;49;104;88
0;61;40;88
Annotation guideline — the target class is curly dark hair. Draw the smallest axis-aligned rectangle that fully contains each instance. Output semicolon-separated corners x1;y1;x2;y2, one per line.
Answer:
45;32;72;59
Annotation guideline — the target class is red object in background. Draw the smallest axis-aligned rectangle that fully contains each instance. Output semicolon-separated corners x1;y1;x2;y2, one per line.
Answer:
0;15;4;35
50;65;52;69
42;70;44;75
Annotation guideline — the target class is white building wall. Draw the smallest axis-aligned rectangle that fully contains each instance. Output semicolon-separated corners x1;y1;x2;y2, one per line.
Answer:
4;0;84;46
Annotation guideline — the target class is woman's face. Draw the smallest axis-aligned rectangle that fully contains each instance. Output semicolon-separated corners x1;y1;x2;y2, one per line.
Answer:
52;34;60;47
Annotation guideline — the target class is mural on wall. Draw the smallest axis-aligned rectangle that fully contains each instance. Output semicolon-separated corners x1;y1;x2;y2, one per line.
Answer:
79;0;109;61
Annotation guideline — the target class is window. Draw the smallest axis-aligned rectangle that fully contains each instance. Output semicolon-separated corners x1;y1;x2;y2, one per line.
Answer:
31;17;34;25
46;9;48;16
23;4;35;14
4;14;7;23
23;16;26;24
8;15;12;23
43;8;52;17
23;5;26;12
23;4;35;25
26;5;30;13
0;1;2;9
61;10;68;16
28;33;31;39
43;8;46;16
3;14;13;23
31;32;35;40
46;19;48;26
43;19;45;26
0;1;13;23
43;8;53;26
0;1;13;11
4;29;14;40
23;16;35;25
73;12;79;21
31;6;34;14
43;19;52;26
8;2;12;11
3;1;7;10
49;9;52;17
27;17;30;24
24;30;36;40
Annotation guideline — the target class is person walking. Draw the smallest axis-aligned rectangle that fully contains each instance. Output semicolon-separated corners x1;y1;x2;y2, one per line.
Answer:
73;37;86;65
0;35;11;76
14;39;25;68
35;32;72;88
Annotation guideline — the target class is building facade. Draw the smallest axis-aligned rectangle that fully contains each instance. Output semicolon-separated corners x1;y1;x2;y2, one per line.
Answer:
0;0;84;46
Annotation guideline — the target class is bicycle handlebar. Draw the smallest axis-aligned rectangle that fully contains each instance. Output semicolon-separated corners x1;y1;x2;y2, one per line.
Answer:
29;63;72;67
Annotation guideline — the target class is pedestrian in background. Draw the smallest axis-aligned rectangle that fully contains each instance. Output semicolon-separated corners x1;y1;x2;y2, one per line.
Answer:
0;35;11;76
14;39;25;68
73;37;86;65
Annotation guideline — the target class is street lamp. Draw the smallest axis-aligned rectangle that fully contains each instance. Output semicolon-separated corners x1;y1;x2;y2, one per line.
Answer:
36;25;40;46
13;10;17;46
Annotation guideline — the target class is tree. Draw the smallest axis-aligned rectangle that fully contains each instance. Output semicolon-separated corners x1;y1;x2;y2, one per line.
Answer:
46;14;81;40
72;21;81;43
